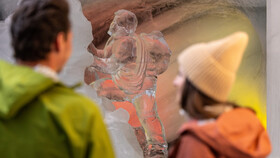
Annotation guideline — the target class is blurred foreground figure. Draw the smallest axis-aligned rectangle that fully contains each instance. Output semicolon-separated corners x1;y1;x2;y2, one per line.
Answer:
169;32;271;158
0;0;114;157
85;10;171;158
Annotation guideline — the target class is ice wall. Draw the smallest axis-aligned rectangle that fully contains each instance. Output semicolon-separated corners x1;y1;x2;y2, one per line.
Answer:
0;0;17;63
59;0;93;86
0;0;17;20
0;18;13;63
267;1;280;157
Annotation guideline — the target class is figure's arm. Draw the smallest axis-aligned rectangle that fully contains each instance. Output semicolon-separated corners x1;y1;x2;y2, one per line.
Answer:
142;31;171;76
88;40;114;58
88;42;106;58
87;41;117;74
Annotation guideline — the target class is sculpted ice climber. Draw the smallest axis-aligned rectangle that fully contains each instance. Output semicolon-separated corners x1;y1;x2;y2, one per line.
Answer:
85;9;171;157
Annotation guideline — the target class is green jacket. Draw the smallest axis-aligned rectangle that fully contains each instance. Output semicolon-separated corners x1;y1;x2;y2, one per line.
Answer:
0;61;115;158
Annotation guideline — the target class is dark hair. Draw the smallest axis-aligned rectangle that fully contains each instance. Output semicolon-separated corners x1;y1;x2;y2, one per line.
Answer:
11;0;70;62
181;79;239;119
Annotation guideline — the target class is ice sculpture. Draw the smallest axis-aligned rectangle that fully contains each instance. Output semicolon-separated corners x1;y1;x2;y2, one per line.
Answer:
85;9;171;157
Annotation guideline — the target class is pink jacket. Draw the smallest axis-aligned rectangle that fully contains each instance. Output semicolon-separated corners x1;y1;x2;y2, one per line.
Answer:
169;108;271;158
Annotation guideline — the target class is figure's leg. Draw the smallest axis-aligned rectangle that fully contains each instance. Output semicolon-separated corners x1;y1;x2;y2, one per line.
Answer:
132;90;167;158
133;126;147;152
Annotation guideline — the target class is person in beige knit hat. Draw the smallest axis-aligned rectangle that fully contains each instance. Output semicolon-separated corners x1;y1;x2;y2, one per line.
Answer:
168;32;271;158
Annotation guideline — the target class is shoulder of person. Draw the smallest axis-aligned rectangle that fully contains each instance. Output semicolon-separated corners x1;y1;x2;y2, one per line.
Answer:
40;83;101;117
216;107;260;127
169;133;216;158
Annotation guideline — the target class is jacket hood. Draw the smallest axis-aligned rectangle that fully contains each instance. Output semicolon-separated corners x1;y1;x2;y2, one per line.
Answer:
179;108;271;158
0;61;55;119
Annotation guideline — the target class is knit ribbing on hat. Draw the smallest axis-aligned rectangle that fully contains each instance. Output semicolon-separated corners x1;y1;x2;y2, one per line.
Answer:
178;32;248;102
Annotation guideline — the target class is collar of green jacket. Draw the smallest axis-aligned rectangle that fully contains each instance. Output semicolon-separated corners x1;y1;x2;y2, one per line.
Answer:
0;60;56;119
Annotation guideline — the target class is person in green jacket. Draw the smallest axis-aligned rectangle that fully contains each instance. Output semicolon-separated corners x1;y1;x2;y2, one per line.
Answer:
0;0;115;157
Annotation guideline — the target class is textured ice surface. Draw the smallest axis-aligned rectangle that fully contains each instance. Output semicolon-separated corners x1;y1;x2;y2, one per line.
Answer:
65;2;147;158
81;85;144;158
105;108;143;158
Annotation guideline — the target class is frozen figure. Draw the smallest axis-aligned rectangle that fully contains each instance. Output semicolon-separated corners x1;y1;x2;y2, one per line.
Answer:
85;9;171;157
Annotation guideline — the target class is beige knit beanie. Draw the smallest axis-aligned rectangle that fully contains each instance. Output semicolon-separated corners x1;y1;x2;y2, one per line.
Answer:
178;31;249;102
